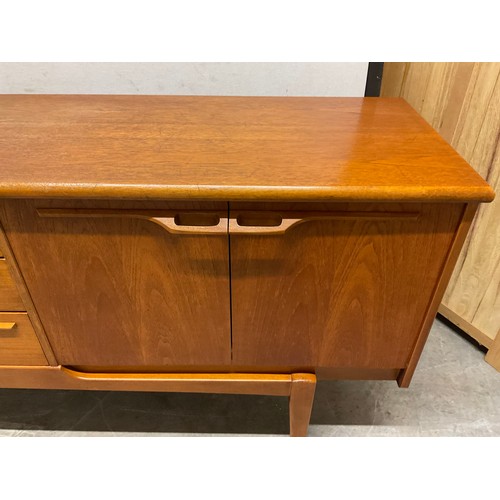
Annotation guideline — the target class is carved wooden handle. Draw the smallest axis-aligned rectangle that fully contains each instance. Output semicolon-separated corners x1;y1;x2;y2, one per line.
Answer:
150;216;227;234
36;209;228;235
37;208;419;236
229;217;304;235
229;210;420;235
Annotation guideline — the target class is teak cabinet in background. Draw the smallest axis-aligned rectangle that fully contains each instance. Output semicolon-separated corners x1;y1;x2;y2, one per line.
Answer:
0;96;494;436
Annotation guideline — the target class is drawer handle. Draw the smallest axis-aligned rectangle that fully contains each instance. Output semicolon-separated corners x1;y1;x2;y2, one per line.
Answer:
0;322;16;331
151;215;227;234
229;216;303;235
229;211;420;235
36;209;228;235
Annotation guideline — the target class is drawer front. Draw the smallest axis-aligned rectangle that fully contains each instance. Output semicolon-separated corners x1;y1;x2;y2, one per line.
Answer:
0;259;25;311
0;313;48;365
230;202;464;368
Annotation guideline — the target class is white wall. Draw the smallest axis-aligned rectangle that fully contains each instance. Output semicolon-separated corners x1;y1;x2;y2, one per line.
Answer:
0;62;368;96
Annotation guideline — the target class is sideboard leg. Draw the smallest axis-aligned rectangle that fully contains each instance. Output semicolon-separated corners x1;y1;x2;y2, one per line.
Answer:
289;373;316;437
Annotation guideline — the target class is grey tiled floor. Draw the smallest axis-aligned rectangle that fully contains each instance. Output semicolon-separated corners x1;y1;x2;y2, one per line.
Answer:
1;316;499;437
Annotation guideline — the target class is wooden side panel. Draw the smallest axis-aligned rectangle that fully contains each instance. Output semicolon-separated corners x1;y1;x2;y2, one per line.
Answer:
399;203;477;387
382;62;500;343
0;313;48;365
230;203;463;369
0;200;231;368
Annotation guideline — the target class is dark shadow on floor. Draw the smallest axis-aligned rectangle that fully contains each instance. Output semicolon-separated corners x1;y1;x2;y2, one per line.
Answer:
0;388;289;435
0;379;385;435
436;313;488;353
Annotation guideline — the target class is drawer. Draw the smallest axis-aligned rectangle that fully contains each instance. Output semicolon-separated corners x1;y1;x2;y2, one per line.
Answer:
0;313;48;365
0;259;25;311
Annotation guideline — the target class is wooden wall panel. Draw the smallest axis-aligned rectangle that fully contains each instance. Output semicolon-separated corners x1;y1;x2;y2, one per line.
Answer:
381;62;500;368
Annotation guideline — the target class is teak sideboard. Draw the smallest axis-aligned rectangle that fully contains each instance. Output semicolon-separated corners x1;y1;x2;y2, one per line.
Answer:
0;96;494;436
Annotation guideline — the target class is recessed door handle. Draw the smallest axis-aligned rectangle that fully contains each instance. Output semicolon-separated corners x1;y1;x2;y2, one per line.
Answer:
229;216;304;235
36;209;228;235
150;215;228;234
229;210;421;235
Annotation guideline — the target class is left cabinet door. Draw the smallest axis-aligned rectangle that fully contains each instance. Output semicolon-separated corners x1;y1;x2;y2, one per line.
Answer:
0;200;231;368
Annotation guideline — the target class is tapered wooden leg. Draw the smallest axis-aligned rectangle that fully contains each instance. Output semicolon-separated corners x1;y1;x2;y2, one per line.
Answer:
289;373;316;437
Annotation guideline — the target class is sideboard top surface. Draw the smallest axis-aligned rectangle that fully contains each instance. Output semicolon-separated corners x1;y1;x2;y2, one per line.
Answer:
0;95;494;202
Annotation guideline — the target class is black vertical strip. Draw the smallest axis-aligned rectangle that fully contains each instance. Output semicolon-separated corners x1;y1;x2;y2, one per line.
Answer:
364;62;384;97
227;203;233;360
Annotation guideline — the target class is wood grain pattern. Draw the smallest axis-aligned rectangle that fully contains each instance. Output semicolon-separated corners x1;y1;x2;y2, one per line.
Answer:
0;95;493;202
289;373;316;437
0;313;48;365
230;202;463;368
0;259;25;311
0;199;231;367
382;62;500;351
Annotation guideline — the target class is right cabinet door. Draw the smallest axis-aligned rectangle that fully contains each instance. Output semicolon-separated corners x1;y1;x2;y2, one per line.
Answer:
230;202;464;369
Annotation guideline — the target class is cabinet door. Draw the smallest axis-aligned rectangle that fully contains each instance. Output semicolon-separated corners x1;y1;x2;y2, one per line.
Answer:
230;202;464;369
0;200;231;368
